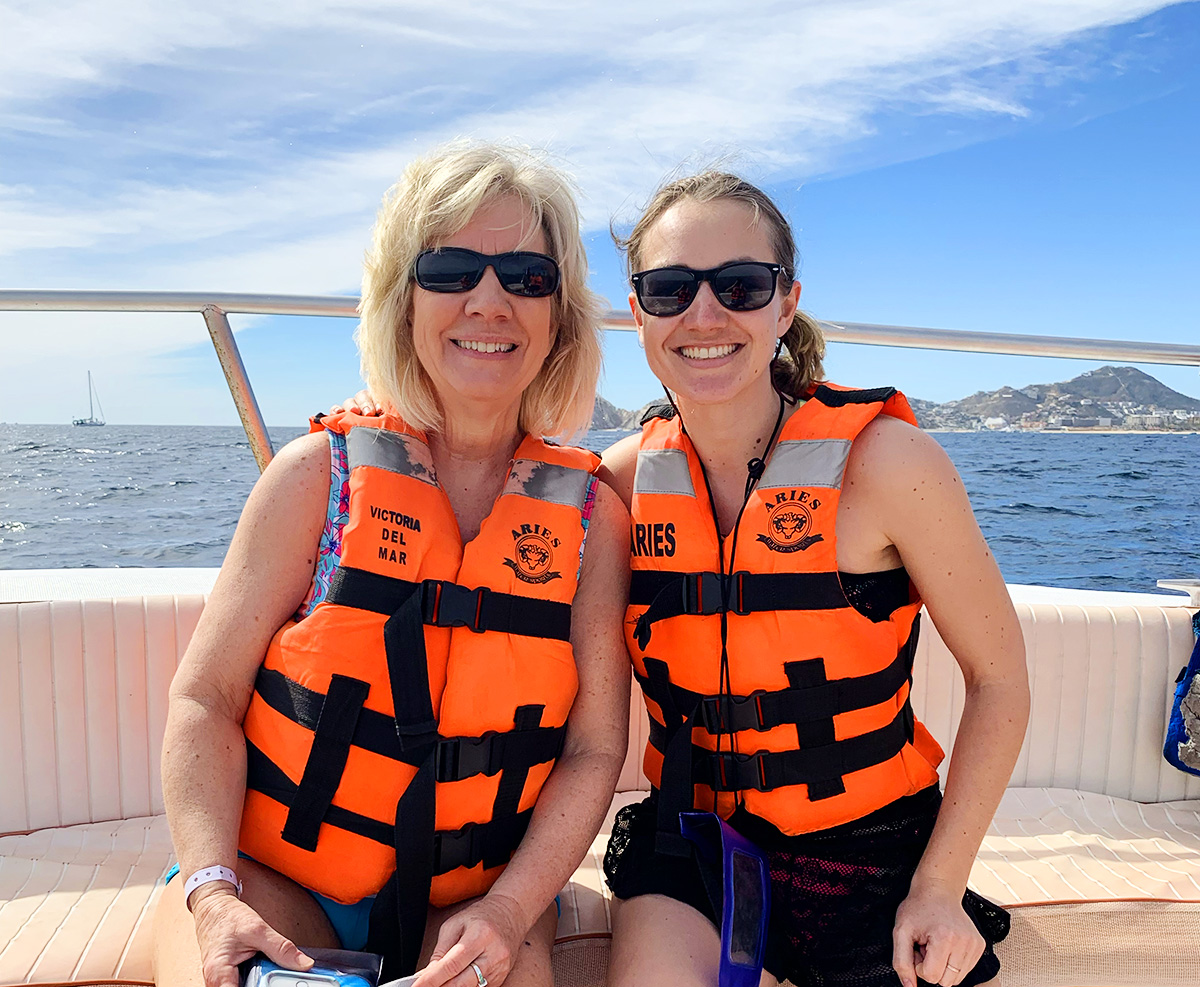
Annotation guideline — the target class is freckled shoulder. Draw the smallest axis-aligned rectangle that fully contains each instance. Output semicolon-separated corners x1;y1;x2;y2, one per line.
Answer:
846;414;952;483
598;432;640;508
844;413;965;532
260;430;333;488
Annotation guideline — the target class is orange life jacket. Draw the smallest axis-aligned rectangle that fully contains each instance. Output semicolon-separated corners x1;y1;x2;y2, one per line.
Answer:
625;384;943;842
240;413;598;919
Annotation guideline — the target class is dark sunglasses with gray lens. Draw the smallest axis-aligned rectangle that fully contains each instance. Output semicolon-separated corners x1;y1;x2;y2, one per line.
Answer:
413;247;560;298
631;262;782;317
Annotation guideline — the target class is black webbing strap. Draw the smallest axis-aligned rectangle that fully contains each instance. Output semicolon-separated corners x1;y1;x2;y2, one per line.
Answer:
634;622;918;735
642;657;699;858
244;740;394;845
490;705;546;820
368;749;436;980
254;666;565;779
631;570;847;649
366;775;535;978
371;571;442;977
383;587;439;750
280;674;371;851
254;666;425;766
783;660;840;799
655;703;702;859
647;702;916;797
434;808;535;872
811;384;897;407
327;566;572;641
435;721;565;783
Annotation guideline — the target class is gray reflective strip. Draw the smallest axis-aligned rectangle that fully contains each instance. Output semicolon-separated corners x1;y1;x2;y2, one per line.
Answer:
758;439;852;491
504;460;592;508
633;448;695;497
346;427;438;486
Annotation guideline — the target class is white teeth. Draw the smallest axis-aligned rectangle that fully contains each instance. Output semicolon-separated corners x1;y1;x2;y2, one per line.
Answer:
454;339;516;353
679;344;737;360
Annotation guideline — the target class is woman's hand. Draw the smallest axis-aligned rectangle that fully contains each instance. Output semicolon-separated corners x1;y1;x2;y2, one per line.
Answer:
891;881;984;987
191;887;313;987
414;893;528;987
328;389;381;417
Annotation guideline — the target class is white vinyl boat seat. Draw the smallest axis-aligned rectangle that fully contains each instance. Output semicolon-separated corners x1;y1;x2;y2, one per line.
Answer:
3;586;1200;986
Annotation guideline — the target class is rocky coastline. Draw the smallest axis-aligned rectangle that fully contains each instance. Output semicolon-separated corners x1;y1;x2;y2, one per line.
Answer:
594;365;1200;433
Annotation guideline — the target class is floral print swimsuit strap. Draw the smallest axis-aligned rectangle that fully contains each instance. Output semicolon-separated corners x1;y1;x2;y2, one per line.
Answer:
296;430;350;619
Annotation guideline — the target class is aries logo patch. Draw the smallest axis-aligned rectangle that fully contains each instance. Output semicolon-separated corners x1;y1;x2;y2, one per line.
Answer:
505;524;562;584
758;492;825;554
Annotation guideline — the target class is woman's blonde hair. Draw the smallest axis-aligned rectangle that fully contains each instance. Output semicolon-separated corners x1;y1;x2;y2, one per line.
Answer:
357;142;603;438
615;171;825;399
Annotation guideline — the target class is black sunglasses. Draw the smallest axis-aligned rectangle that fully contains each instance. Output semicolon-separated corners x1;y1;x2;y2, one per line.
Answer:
631;262;782;317
413;247;560;298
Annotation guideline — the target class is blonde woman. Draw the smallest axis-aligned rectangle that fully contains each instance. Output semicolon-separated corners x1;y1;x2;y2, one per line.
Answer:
154;144;631;987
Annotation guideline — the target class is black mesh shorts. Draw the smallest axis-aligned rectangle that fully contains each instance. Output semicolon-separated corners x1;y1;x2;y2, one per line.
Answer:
603;787;1009;987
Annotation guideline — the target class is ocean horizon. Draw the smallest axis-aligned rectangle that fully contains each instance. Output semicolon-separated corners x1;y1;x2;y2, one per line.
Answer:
3;423;1198;595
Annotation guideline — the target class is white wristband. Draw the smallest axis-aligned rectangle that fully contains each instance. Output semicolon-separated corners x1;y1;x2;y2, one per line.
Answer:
183;865;243;911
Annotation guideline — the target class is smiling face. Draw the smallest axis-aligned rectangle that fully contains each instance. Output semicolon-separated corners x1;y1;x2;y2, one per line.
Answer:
631;197;800;408
410;195;556;419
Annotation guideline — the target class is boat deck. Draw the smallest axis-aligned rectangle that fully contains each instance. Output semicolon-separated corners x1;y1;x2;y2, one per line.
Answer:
2;577;1199;986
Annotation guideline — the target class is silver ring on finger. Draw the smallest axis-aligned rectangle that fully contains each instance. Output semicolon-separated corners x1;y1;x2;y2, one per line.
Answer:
470;961;488;987
946;964;961;976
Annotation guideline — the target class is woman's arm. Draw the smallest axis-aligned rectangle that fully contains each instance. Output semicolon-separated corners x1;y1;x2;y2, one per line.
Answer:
416;482;632;987
161;432;332;978
846;417;1030;987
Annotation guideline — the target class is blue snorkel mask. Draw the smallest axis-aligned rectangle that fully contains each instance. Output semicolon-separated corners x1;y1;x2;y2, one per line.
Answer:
680;811;771;987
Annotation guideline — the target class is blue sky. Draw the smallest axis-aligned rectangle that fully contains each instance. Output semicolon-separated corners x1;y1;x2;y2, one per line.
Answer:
1;0;1197;425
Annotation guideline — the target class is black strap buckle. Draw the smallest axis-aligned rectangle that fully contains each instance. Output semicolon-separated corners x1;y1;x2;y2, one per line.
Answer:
435;733;503;782
711;750;772;793
422;580;489;632
699;689;767;733
682;571;725;616
728;571;751;616
435;821;483;872
681;571;753;617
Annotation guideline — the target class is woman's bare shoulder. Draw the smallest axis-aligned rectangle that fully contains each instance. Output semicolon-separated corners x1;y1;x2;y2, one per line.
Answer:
846;415;956;491
269;429;332;474
598;432;640;508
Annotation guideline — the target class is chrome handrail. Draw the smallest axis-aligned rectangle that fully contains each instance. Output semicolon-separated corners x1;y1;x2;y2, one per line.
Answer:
2;290;360;318
600;311;1200;365
4;290;1198;471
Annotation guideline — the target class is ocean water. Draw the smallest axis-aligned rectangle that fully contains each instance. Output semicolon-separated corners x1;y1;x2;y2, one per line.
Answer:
2;424;1198;594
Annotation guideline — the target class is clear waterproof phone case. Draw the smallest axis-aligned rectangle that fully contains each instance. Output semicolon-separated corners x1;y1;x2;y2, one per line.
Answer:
241;948;383;987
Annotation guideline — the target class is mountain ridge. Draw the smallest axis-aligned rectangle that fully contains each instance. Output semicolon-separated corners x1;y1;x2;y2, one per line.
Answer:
594;365;1200;431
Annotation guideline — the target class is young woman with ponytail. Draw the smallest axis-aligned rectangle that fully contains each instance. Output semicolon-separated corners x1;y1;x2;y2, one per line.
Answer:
599;173;1028;987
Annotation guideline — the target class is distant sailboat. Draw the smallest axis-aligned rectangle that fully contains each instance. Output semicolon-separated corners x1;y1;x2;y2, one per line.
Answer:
73;371;106;426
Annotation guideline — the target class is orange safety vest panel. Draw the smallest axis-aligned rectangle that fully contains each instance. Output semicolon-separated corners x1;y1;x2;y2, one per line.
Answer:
625;384;944;839
240;412;598;910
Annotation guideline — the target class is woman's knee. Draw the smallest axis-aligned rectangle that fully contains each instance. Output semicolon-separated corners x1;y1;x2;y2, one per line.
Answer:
607;895;719;987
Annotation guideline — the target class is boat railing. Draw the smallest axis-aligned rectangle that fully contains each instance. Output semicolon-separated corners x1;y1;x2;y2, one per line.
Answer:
3;288;1199;472
3;289;1199;600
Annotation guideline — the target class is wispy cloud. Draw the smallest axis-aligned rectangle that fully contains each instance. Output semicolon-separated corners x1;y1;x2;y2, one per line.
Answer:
0;0;1185;415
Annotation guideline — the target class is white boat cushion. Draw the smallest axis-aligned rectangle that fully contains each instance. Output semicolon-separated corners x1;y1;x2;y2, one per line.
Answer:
913;600;1200;804
4;789;1198;986
974;787;1200;905
0;816;172;985
4;593;1199;836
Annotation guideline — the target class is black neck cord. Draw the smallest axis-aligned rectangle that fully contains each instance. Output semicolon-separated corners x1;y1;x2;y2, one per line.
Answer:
665;387;789;809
